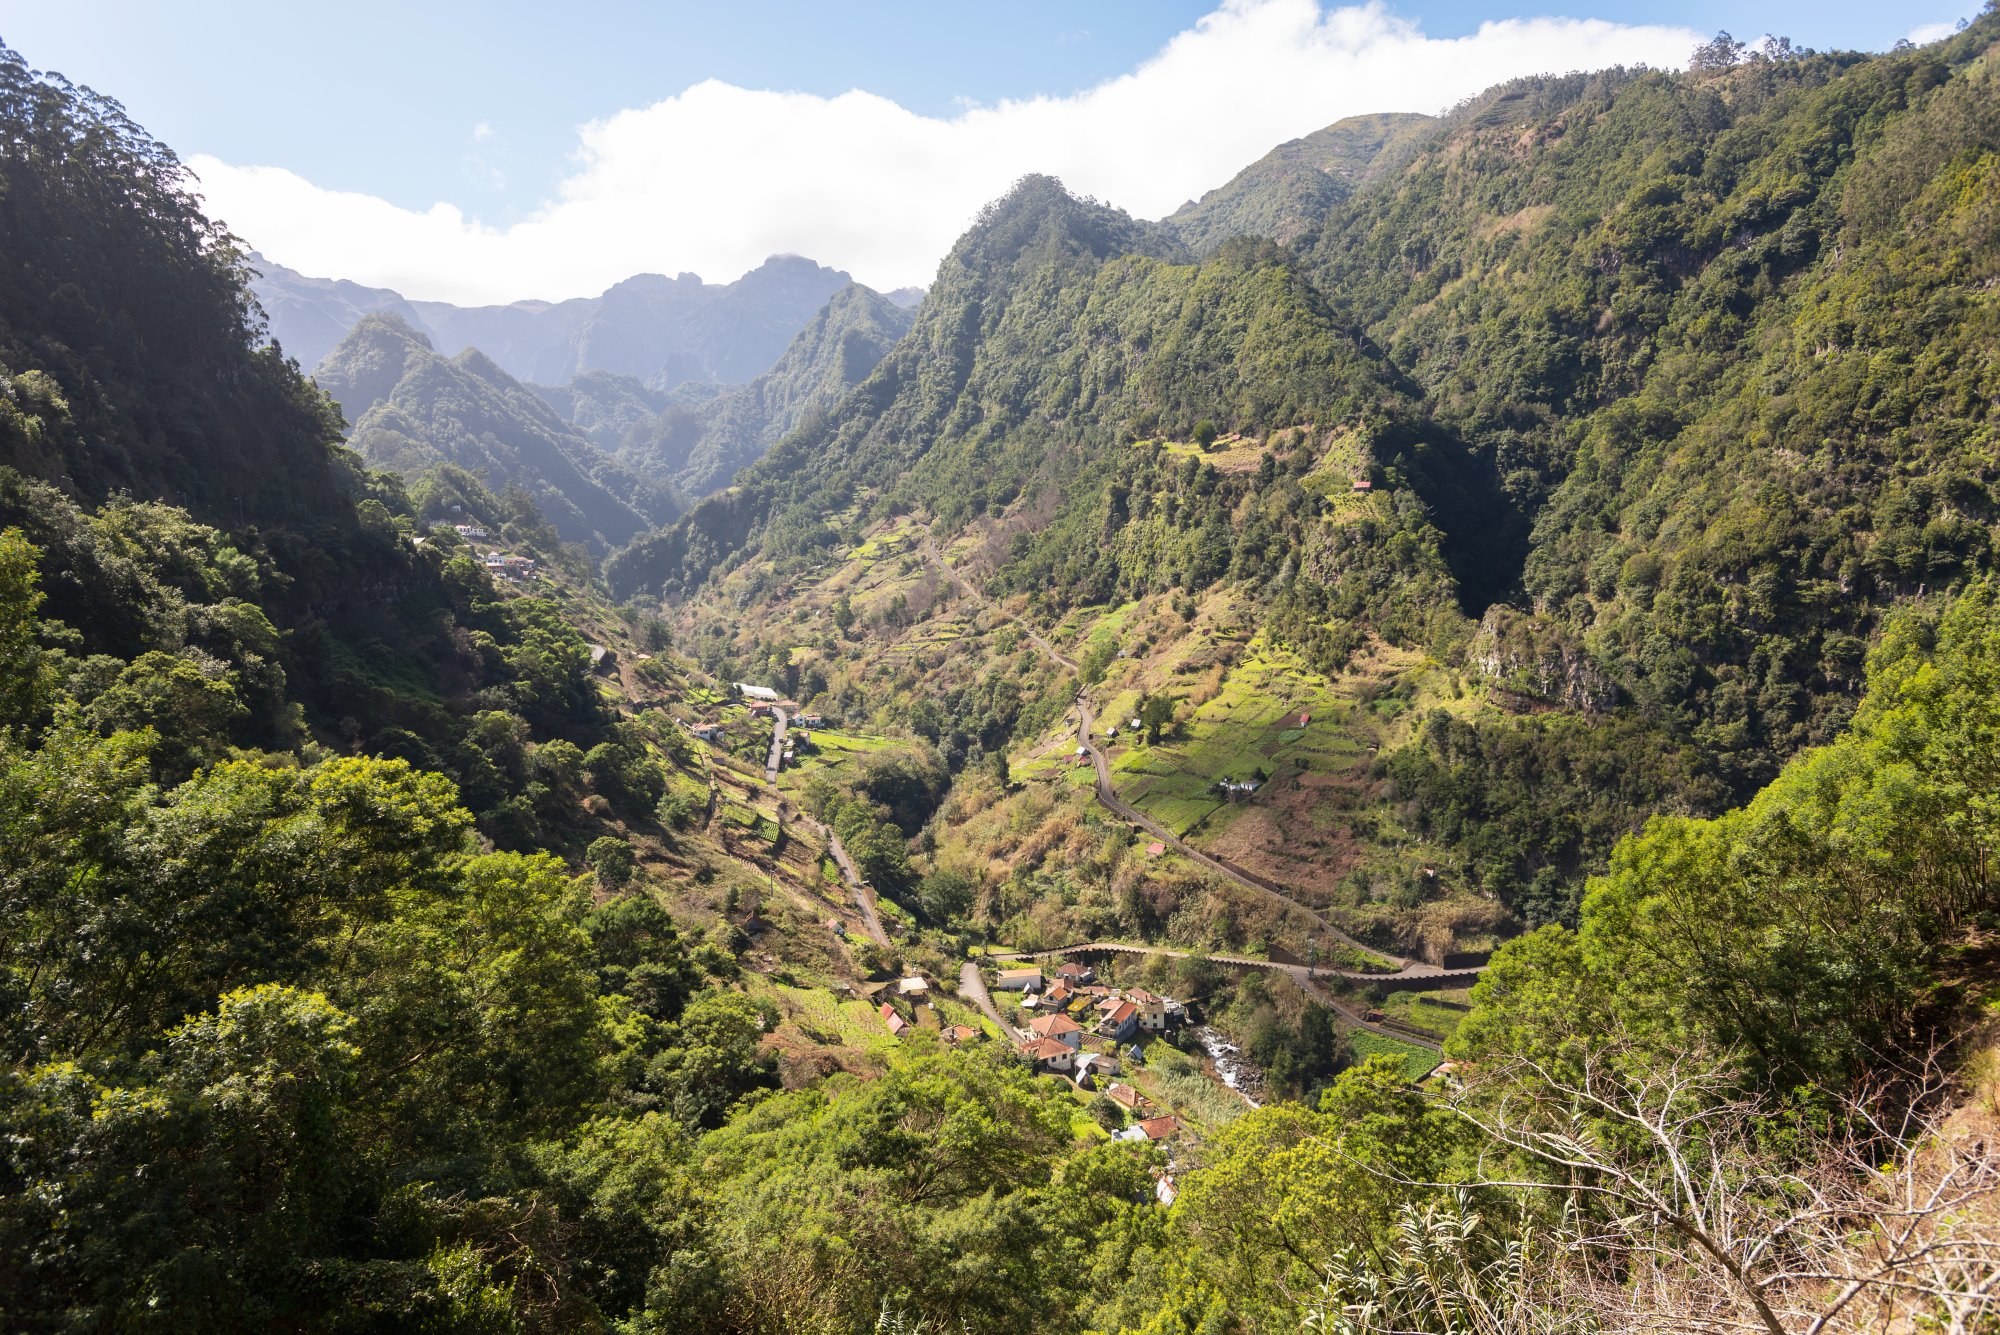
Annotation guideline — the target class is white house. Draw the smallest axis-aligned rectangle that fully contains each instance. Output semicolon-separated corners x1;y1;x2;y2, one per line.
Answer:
1019;1037;1076;1074
1127;989;1169;1033
1028;1013;1083;1050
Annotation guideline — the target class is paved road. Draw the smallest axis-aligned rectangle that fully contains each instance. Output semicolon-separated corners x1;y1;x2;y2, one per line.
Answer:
817;819;891;947
1004;941;1455;1052
765;707;788;782
920;533;1078;671
956;961;1015;1036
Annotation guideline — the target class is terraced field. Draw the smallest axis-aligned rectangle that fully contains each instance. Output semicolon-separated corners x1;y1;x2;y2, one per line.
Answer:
1348;1030;1443;1082
1104;636;1377;843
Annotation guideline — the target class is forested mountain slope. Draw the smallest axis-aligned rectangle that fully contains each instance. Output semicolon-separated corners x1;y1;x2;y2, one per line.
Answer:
609;175;1432;606
623;281;918;498
10;20;2000;1335
1307;38;2000;795
1159;110;1432;253
619;20;2000;932
530;368;683;455
316;313;670;551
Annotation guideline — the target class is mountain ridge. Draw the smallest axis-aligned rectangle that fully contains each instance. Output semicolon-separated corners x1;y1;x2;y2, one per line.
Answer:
316;312;667;551
251;252;862;390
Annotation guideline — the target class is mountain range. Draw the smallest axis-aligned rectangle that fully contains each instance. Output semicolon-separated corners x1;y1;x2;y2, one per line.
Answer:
251;251;902;388
313;313;669;551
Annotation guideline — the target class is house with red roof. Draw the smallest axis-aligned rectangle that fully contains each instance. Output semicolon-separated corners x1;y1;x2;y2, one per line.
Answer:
1019;1037;1077;1074
1028;1013;1084;1049
1097;1000;1141;1043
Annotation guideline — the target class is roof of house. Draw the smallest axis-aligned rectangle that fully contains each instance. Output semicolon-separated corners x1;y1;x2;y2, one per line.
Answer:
897;976;929;994
1135;1115;1181;1140
997;967;1043;981
1101;1001;1139;1026
1030;1014;1082;1038
1057;961;1091;976
1019;1037;1074;1060
944;1025;980;1043
878;1002;909;1036
1106;1082;1145;1109
1127;989;1162;1004
736;683;780;700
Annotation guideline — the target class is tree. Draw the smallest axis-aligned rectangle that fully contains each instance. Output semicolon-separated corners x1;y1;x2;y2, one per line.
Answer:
587;835;636;888
1689;29;1746;69
1414;1045;2000;1335
1193;420;1219;450
0;528;52;728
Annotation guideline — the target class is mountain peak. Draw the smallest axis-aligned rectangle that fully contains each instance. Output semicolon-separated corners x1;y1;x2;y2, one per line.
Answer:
946;174;1186;285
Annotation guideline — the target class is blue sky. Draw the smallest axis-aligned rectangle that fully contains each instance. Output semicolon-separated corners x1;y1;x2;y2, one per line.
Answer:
0;0;1972;300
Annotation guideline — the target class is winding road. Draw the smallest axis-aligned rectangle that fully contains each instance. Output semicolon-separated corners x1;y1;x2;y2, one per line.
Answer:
764;706;788;782
956;962;1014;1035
920;533;1077;671
1073;698;1450;978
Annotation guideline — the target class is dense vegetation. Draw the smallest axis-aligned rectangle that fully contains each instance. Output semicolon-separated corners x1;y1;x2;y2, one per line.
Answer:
1160;111;1432;253
7;18;2000;1334
621;14;2000;930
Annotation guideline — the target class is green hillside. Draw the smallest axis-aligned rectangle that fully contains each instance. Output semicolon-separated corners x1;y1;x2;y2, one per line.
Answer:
9;20;2000;1335
317;313;672;552
1160;110;1434;253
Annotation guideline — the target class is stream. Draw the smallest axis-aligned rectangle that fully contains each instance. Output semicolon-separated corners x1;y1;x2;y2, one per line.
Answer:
1190;1025;1263;1107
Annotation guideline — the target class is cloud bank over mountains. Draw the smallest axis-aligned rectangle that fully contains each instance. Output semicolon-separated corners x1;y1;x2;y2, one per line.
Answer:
193;0;1700;304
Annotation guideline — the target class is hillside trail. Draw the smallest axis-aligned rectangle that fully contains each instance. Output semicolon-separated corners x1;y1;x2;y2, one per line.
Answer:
813;815;892;948
918;532;1077;671
919;524;1479;986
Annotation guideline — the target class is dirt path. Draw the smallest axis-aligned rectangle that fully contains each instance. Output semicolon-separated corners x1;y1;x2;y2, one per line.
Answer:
919;533;1077;671
956;961;1014;1036
1074;698;1439;975
919;525;1479;990
816;819;891;947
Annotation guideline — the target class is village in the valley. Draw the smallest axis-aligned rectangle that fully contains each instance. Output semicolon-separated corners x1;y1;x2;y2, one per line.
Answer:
869;956;1192;1203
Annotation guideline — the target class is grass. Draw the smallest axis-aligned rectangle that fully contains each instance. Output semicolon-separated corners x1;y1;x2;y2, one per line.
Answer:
765;981;900;1055
1105;635;1365;838
1349;1031;1442;1082
1376;989;1473;1040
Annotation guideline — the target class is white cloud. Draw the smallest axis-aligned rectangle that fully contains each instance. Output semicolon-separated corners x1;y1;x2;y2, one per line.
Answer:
1904;18;1963;44
190;0;1700;305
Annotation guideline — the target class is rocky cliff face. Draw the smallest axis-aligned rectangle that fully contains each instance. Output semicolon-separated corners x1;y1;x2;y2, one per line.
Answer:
1469;606;1618;714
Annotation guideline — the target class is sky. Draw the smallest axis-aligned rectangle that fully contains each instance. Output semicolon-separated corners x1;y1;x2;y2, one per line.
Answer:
0;0;1976;305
